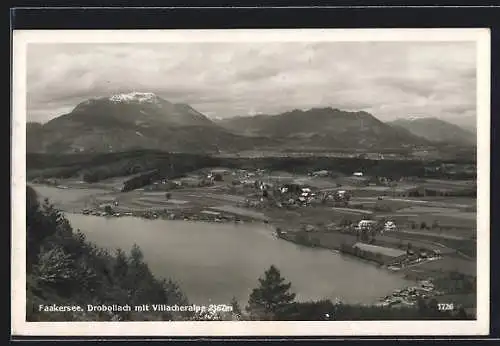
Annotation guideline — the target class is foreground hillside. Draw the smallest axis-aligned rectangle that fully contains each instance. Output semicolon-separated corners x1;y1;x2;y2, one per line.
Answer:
26;185;190;321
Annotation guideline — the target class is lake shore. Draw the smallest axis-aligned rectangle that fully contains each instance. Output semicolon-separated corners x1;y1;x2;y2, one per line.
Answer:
31;183;473;311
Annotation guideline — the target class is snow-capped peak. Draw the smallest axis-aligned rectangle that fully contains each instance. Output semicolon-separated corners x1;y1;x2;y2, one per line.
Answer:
407;115;432;121
109;92;160;104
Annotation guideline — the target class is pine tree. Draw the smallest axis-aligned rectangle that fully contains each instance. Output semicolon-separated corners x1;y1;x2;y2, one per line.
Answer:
246;265;296;320
113;248;129;280
457;306;468;319
129;243;144;266
230;296;242;319
125;244;150;302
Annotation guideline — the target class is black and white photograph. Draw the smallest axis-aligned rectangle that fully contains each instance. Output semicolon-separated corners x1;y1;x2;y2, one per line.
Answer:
12;29;490;336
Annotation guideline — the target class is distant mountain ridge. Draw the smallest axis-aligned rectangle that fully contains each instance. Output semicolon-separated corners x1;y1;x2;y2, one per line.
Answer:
388;117;476;146
448;116;477;134
216;107;432;150
27;92;468;154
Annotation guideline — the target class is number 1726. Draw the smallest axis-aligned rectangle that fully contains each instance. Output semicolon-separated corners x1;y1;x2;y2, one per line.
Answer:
437;303;454;311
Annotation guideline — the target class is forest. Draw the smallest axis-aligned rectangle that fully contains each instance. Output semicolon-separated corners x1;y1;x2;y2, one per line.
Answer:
27;150;476;185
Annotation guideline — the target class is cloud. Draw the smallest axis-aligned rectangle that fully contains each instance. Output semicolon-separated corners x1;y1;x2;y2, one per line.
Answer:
26;41;476;124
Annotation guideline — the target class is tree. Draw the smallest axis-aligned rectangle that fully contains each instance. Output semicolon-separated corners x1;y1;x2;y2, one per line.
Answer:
124;244;151;301
26;185;39;212
113;248;129;280
427;298;440;317
230;296;242;319
416;297;428;315
165;192;172;200
360;231;369;242
275;227;283;237
34;245;75;286
420;221;428;230
104;205;113;215
246;265;296;320
129;243;144;266
457;306;468;319
280;300;336;320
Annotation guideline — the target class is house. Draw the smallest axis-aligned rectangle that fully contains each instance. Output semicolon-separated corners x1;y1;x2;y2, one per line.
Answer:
259;182;274;191
242;179;256;187
210;168;230;175
358;219;377;231
383;221;397;232
378;177;390;185
312;170;330;177
335;190;351;201
432;249;442;258
99;203;114;211
325;190;351;205
280;183;302;194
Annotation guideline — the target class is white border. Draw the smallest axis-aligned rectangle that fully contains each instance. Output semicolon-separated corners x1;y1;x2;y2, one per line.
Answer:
11;28;491;337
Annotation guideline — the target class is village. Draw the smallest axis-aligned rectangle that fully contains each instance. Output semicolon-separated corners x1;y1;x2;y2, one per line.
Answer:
375;280;439;308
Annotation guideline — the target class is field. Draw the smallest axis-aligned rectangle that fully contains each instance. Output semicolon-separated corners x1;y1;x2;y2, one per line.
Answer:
353;243;407;258
209;205;268;220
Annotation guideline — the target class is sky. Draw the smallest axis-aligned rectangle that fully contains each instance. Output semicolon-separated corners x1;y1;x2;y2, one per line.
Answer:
26;41;477;127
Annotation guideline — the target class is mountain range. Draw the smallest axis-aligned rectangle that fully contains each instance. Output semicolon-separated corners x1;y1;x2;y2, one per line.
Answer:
388;117;476;146
216;108;436;150
27;92;476;155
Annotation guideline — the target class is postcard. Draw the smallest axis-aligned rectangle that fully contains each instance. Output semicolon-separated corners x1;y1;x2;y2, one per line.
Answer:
11;28;490;336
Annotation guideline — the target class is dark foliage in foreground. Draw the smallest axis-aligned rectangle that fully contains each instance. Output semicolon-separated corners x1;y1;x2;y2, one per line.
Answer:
26;185;190;321
245;265;296;320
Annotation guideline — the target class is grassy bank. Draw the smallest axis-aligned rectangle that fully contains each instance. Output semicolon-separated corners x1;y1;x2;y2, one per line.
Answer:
276;229;390;266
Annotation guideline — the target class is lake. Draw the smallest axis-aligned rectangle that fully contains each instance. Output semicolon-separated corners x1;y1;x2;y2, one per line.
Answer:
34;185;412;306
